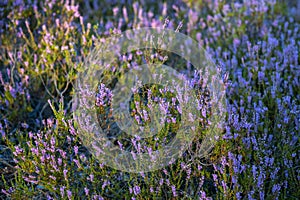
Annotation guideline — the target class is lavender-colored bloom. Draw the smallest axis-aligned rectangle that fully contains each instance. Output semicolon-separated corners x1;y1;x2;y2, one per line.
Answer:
259;190;264;199
133;185;140;195
84;187;89;196
200;190;207;199
150;187;154;193
95;84;113;107
74;146;78;155
66;190;72;199
236;192;241;200
62;169;67;180
60;186;65;198
131;151;137;160
102;180;110;189
89;174;94;182
73;159;81;168
212;174;218;182
165;179;170;186
171;185;177;197
159;178;163;186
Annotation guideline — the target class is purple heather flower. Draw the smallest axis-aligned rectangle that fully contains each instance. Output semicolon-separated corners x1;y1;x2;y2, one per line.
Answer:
102;180;110;189
60;186;65;198
88;174;94;182
200;190;207;199
133;185;140;195
131;151;137;160
166;179;170;186
171;185;177;197
159;178;163;186
73;159;81;168
84;187;89;196
150;187;154;193
67;190;72;200
212;174;218;182
63;169;68;180
74;146;78;155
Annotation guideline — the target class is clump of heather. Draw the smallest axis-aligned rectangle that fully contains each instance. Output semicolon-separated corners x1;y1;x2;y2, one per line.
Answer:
1;0;299;199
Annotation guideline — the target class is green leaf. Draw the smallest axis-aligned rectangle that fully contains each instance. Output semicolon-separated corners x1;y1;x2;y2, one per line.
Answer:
26;105;33;112
5;91;14;105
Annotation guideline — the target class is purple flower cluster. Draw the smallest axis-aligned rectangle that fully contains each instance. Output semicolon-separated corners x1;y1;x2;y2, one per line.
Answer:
95;83;113;107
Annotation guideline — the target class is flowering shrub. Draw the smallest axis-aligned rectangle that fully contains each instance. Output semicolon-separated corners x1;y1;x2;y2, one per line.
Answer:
0;0;299;199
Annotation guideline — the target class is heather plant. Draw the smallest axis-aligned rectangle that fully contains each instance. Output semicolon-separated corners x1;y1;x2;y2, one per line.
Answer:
1;0;299;199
